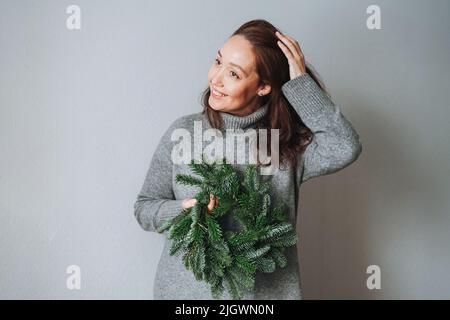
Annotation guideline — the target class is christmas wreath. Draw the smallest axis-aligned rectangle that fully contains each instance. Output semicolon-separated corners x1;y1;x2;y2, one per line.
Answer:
157;156;298;300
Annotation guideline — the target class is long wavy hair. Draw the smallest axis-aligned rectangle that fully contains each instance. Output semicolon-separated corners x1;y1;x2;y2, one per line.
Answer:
201;19;331;170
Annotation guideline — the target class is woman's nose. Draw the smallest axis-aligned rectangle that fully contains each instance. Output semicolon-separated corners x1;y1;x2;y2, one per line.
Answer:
211;69;224;86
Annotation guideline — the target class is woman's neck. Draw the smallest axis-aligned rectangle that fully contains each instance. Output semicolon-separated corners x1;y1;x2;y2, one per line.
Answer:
220;101;269;130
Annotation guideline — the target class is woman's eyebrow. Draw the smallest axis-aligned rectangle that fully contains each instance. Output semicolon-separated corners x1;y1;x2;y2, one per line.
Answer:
217;50;248;76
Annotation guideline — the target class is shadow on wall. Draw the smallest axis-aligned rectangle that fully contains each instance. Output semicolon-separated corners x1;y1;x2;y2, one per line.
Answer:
296;95;446;299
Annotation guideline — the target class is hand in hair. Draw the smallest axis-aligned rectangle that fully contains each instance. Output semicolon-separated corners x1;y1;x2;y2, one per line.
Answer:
275;31;306;80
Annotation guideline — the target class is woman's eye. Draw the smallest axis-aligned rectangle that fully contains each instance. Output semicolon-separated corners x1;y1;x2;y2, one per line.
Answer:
214;58;239;79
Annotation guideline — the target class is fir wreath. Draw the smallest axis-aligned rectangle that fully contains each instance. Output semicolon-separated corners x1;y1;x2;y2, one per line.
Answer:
157;156;298;300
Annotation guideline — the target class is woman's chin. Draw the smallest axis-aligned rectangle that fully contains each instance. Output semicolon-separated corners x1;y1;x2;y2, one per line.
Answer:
208;99;225;112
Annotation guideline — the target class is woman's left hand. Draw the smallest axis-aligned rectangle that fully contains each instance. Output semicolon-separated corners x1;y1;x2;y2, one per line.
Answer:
275;31;306;80
183;193;218;215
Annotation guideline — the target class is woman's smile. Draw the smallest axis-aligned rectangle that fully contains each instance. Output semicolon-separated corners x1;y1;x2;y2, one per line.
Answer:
211;88;227;98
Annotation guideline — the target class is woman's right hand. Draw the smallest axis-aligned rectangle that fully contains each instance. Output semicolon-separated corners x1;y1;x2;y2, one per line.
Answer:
182;194;219;214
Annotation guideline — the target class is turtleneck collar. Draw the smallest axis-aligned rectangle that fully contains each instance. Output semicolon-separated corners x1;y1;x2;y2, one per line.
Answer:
219;102;269;130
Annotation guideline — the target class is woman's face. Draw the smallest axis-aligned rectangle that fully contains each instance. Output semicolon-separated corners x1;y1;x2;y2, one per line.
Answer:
208;35;271;116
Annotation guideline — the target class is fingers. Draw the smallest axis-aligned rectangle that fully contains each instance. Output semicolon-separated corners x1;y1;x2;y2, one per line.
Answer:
207;193;219;214
275;31;304;61
207;194;214;212
285;34;304;58
185;194;218;214
182;198;197;209
277;38;295;62
276;31;303;56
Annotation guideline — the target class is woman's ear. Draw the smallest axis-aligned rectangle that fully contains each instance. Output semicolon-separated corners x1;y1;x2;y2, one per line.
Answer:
258;83;271;96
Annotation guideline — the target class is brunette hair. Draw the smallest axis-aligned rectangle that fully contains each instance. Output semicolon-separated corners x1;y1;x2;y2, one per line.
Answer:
201;19;331;170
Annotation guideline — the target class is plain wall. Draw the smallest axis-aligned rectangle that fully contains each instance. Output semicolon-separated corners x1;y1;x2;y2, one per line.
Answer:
1;0;449;299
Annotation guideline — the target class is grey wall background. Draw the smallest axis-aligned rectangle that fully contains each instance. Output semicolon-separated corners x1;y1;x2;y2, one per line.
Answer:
1;0;449;299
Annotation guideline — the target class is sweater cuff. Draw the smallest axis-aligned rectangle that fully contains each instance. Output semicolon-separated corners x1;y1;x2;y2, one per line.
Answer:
281;73;335;119
157;199;185;225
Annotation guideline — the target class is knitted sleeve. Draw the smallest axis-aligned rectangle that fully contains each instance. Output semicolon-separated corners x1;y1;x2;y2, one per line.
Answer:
133;118;185;232
281;73;363;184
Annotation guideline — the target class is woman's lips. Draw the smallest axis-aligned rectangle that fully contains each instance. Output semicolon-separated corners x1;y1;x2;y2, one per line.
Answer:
211;88;227;98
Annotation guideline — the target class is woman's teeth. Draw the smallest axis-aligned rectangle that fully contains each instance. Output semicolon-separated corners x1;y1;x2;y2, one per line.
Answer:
212;89;226;97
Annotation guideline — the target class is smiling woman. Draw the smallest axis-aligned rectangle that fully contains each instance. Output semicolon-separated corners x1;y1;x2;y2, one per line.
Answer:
133;19;363;300
203;20;333;170
207;38;269;117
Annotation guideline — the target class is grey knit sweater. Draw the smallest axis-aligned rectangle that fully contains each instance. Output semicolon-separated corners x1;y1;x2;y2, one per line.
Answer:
134;73;363;300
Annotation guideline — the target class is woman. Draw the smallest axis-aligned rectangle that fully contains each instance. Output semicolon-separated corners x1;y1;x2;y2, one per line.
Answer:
134;19;362;299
